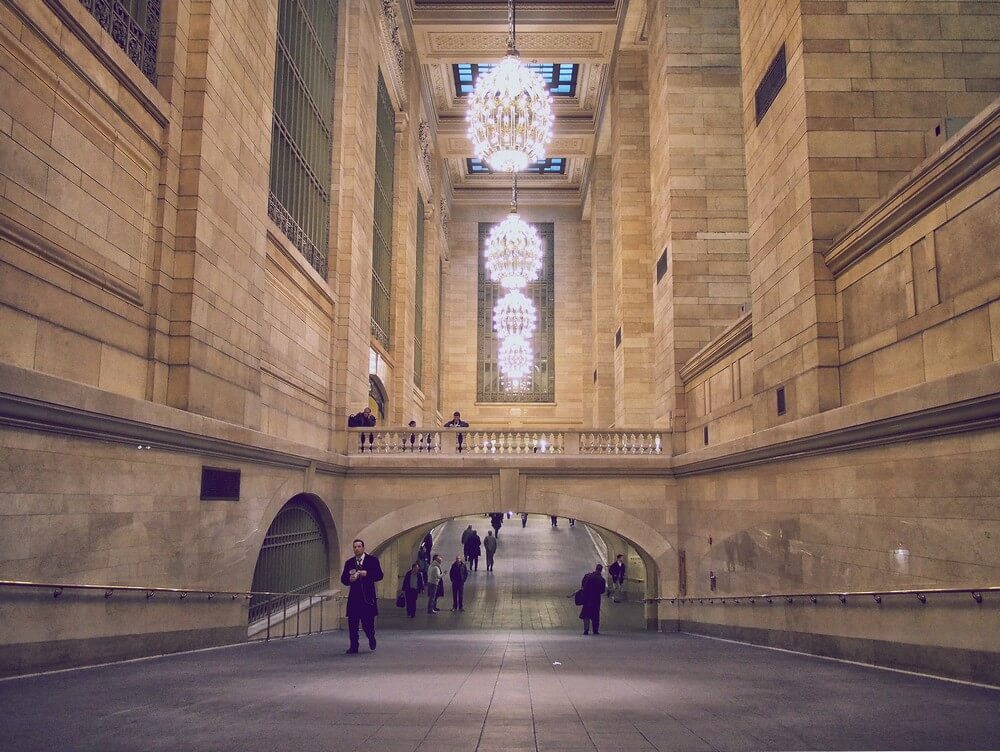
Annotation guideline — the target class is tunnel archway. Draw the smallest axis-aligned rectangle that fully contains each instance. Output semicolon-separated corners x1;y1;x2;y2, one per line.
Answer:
351;497;672;629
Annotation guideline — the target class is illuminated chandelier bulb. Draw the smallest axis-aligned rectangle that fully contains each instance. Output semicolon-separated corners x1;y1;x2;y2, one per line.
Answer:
484;211;543;289
467;56;554;172
497;334;533;381
493;290;537;340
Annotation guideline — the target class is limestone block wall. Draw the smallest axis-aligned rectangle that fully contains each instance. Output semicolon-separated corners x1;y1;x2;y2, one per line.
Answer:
587;157;616;428
440;210;592;427
831;105;1000;406
673;426;1000;682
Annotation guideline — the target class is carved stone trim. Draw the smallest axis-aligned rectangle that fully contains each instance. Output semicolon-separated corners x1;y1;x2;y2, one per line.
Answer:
439;197;450;240
824;99;1000;276
378;0;407;110
679;312;751;383
417;119;433;196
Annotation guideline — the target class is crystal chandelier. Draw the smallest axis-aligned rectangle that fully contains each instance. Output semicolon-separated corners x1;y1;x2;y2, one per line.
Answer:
466;0;554;172
493;290;537;340
497;334;533;381
484;175;543;289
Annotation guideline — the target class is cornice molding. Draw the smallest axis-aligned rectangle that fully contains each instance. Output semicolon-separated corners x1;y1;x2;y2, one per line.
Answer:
824;100;1000;276
679;312;751;383
378;0;409;110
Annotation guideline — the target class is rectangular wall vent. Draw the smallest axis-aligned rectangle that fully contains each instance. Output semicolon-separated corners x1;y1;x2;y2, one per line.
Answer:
776;386;786;416
703;426;709;446
201;467;241;501
656;250;668;283
755;44;786;124
615;327;622;348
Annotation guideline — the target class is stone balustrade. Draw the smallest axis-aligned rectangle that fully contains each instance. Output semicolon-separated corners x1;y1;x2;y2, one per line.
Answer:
346;429;665;456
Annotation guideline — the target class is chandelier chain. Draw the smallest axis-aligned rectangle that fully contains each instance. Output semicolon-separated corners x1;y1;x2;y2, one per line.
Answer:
507;0;516;54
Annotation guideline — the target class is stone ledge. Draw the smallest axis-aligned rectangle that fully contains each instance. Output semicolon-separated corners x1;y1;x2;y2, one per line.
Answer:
679;311;752;383
677;620;1000;686
824;98;1000;276
0;625;246;678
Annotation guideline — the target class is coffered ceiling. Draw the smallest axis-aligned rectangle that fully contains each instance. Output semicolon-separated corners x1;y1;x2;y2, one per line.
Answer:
404;0;646;207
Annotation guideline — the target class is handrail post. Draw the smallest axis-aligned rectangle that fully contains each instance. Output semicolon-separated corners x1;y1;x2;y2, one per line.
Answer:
266;599;271;642
282;597;287;638
308;596;313;634
296;597;301;636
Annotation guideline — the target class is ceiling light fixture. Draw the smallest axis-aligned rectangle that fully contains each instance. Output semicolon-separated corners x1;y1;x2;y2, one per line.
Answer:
493;289;537;340
497;334;533;382
466;0;554;172
484;174;543;290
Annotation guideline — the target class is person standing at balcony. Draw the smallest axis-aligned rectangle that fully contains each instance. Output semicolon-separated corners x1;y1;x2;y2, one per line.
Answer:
348;406;377;452
449;555;469;611
444;411;469;452
401;562;425;619
579;563;607;635
465;529;482;571
484;530;498;572
608;554;626;602
426;554;443;614
341;539;384;654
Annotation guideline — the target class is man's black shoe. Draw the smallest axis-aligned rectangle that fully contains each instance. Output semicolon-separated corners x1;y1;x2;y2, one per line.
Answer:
345;648;359;654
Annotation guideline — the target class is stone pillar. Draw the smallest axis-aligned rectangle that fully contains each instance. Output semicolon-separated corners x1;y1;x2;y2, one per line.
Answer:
610;51;656;427
588;157;616;427
330;0;381;430
389;109;416;426
167;0;271;428
647;0;750;435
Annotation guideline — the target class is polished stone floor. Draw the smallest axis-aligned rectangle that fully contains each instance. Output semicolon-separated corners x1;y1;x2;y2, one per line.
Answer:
2;517;998;751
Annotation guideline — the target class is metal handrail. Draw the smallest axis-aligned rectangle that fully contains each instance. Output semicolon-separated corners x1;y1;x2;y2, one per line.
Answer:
0;579;345;644
0;578;337;602
645;585;999;605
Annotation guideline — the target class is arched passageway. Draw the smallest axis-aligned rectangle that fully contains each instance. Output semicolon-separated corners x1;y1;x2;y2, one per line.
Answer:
371;513;653;632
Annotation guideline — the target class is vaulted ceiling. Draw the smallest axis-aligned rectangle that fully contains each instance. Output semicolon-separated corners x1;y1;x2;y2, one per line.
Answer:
404;0;647;207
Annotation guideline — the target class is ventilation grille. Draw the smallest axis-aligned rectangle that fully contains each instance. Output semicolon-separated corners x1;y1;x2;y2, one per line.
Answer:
201;467;241;501
755;44;786;124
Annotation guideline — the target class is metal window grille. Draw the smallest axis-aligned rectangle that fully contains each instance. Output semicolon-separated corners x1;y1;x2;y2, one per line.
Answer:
79;0;161;85
454;62;578;97
371;72;396;348
413;195;426;389
248;498;329;624
477;223;555;403
467;157;566;176
267;0;337;277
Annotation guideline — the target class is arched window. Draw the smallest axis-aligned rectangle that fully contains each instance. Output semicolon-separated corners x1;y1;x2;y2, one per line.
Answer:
249;496;329;623
369;375;387;422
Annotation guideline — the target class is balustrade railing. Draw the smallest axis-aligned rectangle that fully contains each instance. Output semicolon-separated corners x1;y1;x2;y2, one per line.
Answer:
346;428;666;456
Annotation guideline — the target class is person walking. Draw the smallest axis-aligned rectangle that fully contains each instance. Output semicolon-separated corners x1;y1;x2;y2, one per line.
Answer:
608;554;626;602
340;539;384;653
423;531;434;558
490;513;503;538
521;513;528;528
417;542;430;577
465;529;482;571
550;515;558;527
579;563;607;635
426;554;443;613
401;562;425;618
460;524;474;561
569;518;576;528
449;555;469;611
483;530;498;572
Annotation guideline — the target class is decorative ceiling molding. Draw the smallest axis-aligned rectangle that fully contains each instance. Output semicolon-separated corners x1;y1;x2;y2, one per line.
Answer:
417;119;434;197
378;0;408;109
425;31;607;58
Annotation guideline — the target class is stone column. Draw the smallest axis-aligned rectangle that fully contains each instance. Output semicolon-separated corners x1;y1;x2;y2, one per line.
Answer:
389;110;416;426
647;0;750;435
610;51;656;427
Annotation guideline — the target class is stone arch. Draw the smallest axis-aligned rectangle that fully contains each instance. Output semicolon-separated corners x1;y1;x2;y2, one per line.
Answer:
249;488;340;593
350;494;672;628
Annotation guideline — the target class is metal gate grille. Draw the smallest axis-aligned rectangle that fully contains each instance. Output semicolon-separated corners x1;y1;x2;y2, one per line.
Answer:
249;499;329;623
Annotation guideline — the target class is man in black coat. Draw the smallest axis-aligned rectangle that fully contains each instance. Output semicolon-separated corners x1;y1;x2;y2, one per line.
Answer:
464;530;482;571
579;563;607;635
449;555;469;611
340;538;384;653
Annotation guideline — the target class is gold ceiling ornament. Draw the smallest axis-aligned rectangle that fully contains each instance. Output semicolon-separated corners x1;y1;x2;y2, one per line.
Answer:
466;0;554;172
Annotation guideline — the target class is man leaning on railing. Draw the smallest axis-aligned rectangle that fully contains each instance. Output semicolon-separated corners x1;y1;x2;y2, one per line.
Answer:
443;411;469;453
348;407;376;452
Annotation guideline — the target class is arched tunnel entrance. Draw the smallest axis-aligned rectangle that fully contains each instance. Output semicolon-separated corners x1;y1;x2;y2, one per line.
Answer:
366;512;660;633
